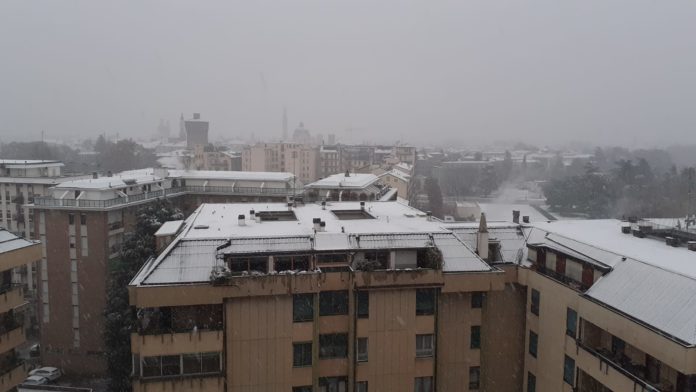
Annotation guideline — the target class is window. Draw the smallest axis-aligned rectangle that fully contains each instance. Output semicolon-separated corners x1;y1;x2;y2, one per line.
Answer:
80;214;86;225
611;335;625;356
275;254;310;272
293;294;314;322
229;256;268;274
161;355;181;376
414;376;433;392
319;376;347;392
416;334;434;357
563;355;575;386
182;352;221;374
470;326;481;349
293;342;312;367
471;292;483;308
566;308;577;338
529;331;538;358
293;387;312;392
142;356;162;377
357;291;369;318
469;366;480;389
319;333;348;359
319;291;349;316
527;372;536;392
416;289;435;315
530;289;540;316
356;381;368;392
68;213;75;225
357;337;368;362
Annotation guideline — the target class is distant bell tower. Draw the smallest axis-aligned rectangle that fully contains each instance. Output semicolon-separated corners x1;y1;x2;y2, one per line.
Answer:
282;107;288;141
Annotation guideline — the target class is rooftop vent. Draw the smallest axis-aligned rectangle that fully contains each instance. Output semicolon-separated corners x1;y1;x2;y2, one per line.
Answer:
92;172;98;179
426;211;432;221
621;223;631;234
666;236;679;247
321;201;326;210
319;221;326;232
360;201;365;210
238;214;245;226
688;241;696;251
287;202;293;211
313;218;321;231
522;216;530;224
632;228;646;238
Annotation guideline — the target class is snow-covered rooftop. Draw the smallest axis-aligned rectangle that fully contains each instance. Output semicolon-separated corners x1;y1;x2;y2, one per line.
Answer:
168;169;295;182
54;169;162;190
132;201;494;286
0;159;64;168
305;173;380;189
0;230;36;254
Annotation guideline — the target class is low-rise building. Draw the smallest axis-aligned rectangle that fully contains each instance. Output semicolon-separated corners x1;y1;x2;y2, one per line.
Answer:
304;172;390;202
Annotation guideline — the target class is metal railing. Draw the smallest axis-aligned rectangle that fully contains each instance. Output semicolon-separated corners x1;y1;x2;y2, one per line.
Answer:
577;341;661;392
33;185;300;209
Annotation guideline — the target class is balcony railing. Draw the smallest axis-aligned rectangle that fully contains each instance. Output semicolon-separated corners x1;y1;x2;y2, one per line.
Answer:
33;185;301;209
534;265;590;291
577;341;661;392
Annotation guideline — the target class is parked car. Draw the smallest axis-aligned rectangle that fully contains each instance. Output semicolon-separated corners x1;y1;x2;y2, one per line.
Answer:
22;375;49;386
28;367;62;381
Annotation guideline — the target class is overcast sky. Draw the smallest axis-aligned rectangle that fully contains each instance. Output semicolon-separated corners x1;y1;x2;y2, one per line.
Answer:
1;0;696;148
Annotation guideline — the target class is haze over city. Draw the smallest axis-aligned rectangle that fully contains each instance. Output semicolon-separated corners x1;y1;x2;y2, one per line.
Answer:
2;0;696;147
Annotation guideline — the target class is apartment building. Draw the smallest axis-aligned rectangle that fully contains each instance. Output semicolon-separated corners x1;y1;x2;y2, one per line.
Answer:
242;143;320;184
378;169;411;199
30;168;302;375
0;230;41;392
128;201;521;392
0;160;84;238
318;146;340;179
520;219;696;392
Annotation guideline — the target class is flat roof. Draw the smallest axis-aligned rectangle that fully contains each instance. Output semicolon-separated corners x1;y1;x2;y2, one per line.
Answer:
54;169;163;190
132;201;493;286
168;169;295;182
0;159;63;168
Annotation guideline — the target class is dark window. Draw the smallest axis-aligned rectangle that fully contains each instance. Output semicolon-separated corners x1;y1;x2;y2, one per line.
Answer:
229;256;268;274
357;337;368;362
275;254;310;272
319;333;348;359
319;291;349;316
566;308;577;338
471;292;483;308
527;372;536;392
611;335;625;356
530;289;540;316
414;376;433;392
356;381;368;392
293;387;312;392
357;291;369;318
68;214;75;225
293;294;314;322
470;326;481;349
529;330;538;358
316;253;348;264
80;214;86;225
293;342;312;367
415;334;434;357
142;356;161;377
416;289;435;315
161;355;180;376
469;366;480;389
319;376;347;391
563;355;575;386
182;352;220;374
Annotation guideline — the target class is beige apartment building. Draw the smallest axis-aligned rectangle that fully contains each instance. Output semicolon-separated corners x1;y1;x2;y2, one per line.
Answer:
30;168;302;375
129;202;522;392
0;229;41;391
128;202;696;392
242;143;319;184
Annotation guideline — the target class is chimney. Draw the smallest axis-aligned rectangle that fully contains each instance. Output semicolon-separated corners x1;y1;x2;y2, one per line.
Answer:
666;236;678;247
92;172;98;179
522;216;530;224
254;212;261;223
688;241;696;251
426;211;432;221
287;202;293;211
321;201;326;210
477;212;489;261
319;221;326;232
238;214;246;226
193;113;201;120
360;201;365;210
621;223;631;234
249;210;255;222
107;171;113;177
512;210;520;224
313;218;321;232
345;170;350;177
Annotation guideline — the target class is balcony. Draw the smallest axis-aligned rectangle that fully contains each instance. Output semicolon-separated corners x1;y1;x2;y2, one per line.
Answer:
576;341;661;392
0;286;24;315
131;330;224;357
0;361;26;392
0;326;24;355
533;265;590;292
133;374;224;392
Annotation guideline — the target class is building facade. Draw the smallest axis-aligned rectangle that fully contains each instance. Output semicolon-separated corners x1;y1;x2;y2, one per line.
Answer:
242;143;320;185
